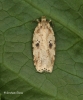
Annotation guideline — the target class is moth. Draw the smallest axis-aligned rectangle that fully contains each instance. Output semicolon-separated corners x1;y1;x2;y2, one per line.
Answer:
32;16;55;73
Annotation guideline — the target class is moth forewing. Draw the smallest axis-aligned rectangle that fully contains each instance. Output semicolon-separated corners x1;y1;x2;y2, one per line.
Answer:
32;16;55;73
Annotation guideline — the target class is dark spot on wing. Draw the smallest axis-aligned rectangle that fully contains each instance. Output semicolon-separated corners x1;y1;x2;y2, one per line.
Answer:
36;43;39;47
49;43;52;48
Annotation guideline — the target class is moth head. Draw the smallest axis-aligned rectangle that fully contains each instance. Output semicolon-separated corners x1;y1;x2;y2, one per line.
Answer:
41;16;46;22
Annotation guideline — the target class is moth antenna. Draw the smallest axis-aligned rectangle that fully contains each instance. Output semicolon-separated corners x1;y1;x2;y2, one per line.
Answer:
36;19;40;22
49;19;52;23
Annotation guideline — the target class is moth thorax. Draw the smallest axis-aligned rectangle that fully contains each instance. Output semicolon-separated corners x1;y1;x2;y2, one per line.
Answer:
41;16;46;22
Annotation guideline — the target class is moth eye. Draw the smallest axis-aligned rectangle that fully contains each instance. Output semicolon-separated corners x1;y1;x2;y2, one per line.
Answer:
36;43;39;47
49;43;52;49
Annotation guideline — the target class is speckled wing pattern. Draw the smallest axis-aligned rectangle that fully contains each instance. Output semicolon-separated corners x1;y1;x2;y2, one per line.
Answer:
32;16;56;73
